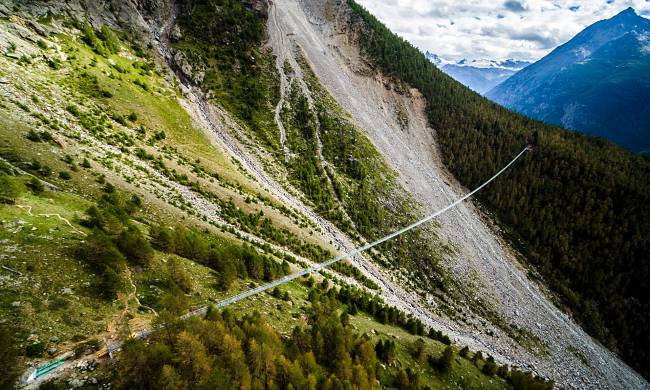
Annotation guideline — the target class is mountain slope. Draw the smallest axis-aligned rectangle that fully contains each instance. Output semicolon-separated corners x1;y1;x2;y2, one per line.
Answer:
0;1;547;389
0;0;648;388
271;0;648;387
487;8;650;153
346;0;650;384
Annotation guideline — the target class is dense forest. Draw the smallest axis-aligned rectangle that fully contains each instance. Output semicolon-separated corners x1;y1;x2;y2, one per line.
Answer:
109;287;552;390
347;0;650;379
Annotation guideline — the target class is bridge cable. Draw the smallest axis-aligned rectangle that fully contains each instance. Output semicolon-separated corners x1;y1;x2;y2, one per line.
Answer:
202;146;530;312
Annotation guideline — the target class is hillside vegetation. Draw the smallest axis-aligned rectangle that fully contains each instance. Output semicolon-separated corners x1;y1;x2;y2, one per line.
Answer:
0;1;554;389
171;0;447;292
348;0;650;379
112;288;552;390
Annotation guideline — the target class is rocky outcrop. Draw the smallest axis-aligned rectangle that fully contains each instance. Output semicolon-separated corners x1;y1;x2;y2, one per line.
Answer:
243;0;270;17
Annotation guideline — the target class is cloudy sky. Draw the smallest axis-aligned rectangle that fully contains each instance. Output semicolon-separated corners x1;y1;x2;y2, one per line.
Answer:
355;0;650;62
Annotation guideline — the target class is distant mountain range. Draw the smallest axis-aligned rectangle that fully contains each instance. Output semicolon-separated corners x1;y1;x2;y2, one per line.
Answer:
486;7;650;153
425;52;530;94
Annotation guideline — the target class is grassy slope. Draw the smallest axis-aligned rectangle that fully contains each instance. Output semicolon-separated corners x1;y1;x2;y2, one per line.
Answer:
0;17;326;368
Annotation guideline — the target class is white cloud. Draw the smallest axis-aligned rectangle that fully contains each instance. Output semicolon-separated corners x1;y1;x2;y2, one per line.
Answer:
354;0;650;62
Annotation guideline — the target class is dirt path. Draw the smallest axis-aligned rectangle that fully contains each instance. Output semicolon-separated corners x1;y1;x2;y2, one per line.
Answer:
15;205;86;236
124;268;157;317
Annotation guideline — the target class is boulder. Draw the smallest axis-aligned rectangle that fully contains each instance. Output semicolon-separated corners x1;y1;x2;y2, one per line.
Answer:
27;20;49;37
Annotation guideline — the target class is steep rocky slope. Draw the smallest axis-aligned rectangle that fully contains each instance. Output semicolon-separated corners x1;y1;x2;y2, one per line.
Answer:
264;0;648;388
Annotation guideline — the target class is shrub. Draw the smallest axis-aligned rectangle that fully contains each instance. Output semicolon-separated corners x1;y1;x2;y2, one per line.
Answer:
80;22;107;56
97;265;123;298
25;342;46;358
167;258;193;293
39;131;54;142
78;229;126;271
47;57;61;70
98;25;120;54
18;55;32;65
26;129;41;142
429;346;454;373
153;130;166;141
28;160;52;177
482;356;498;376
49;296;70;310
428;328;451;345
133;78;149;91
0;174;19;204
0;326;20;387
59;171;72;180
26;177;45;195
66;104;81;117
375;339;395;363
112;113;127;126
116;225;154;266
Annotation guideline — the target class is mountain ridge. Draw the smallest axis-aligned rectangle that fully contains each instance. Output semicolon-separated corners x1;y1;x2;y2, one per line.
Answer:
487;7;650;152
425;52;531;94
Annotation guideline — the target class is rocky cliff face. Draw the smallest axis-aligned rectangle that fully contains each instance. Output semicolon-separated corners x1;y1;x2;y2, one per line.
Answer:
0;0;176;36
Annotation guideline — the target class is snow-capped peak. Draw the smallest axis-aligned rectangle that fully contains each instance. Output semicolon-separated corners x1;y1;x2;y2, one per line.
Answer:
424;51;453;67
455;58;531;70
424;51;531;70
